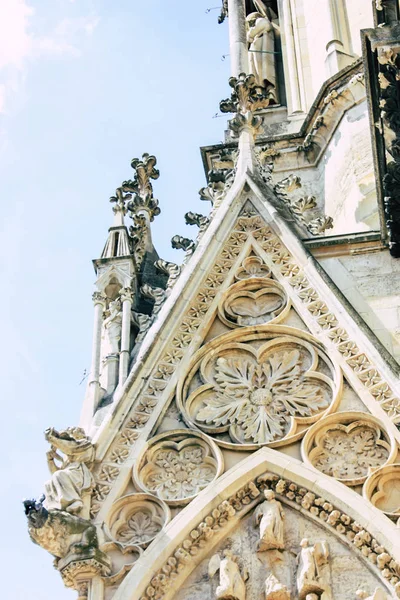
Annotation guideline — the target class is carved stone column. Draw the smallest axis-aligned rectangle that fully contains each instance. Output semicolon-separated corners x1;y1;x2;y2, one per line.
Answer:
87;292;107;416
119;286;134;384
227;0;249;77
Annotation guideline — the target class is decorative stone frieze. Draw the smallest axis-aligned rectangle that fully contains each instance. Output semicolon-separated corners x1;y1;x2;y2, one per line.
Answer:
178;326;340;449
363;463;400;522
133;430;224;506
105;493;170;549
302;412;396;487
135;471;400;600
89;207;400;518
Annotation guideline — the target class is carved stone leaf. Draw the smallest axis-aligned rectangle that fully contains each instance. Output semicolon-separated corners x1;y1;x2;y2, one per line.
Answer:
195;348;331;445
303;414;395;486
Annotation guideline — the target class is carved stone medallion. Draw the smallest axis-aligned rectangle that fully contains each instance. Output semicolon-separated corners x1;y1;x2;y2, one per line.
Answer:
177;325;341;449
218;277;289;328
105;493;170;548
363;463;400;520
302;412;396;486
133;430;223;506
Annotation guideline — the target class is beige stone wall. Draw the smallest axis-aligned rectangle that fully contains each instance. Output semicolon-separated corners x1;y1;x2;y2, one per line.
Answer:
319;250;400;364
345;0;374;56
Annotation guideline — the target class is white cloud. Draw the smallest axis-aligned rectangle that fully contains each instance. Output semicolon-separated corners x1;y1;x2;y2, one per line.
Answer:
0;0;99;113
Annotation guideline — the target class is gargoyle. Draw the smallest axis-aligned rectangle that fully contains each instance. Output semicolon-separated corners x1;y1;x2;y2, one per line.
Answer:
23;495;99;566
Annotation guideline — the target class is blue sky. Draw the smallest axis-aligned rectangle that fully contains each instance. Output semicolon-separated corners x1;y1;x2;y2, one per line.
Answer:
0;1;230;597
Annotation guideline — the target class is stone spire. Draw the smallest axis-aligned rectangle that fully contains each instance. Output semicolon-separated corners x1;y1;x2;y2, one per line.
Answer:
100;187;133;259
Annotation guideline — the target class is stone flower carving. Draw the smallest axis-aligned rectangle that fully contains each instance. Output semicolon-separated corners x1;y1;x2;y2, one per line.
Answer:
106;493;170;548
179;328;338;448
134;431;223;506
303;413;395;486
219;277;288;328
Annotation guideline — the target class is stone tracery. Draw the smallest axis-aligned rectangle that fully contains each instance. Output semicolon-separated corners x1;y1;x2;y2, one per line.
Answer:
179;327;339;448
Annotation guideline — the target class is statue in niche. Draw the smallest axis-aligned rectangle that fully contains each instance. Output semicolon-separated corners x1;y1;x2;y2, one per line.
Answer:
103;298;122;355
44;427;95;515
246;0;280;103
254;489;285;551
356;589;388;600
208;549;248;600
296;539;331;600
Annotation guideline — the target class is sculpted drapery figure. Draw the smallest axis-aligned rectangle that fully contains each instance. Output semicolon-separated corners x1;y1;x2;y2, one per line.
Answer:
297;539;331;600
103;298;123;355
209;550;247;600
254;489;285;551
246;0;280;103
44;427;95;515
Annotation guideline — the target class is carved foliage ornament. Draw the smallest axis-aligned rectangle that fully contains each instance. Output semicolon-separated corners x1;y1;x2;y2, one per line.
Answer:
302;412;396;486
133;430;223;506
178;326;340;449
105;493;170;549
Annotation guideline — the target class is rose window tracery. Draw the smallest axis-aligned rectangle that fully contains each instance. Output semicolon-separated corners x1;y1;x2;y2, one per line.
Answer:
178;326;340;449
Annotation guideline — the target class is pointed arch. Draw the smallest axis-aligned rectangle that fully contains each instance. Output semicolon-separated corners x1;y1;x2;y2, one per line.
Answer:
112;447;399;600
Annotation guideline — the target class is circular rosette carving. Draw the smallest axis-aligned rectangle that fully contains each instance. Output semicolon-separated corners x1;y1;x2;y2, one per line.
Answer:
363;464;400;520
177;325;341;449
302;412;396;486
218;278;289;328
105;493;170;549
133;430;223;506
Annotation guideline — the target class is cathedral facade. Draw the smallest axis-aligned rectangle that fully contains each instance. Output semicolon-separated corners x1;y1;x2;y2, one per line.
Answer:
24;2;400;599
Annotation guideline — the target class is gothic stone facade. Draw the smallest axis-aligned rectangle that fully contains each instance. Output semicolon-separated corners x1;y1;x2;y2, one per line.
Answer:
24;2;400;600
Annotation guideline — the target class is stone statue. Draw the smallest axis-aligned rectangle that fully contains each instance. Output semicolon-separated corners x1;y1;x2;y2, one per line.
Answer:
246;0;280;103
356;589;388;600
44;427;95;515
208;549;247;600
265;574;290;600
254;489;285;551
296;539;331;600
103;298;122;355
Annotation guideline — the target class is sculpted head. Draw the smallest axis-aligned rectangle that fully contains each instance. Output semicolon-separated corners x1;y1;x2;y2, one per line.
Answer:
300;538;309;548
263;489;275;501
223;549;235;561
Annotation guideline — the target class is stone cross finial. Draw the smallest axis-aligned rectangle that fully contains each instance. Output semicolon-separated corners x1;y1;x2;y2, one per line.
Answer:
109;187;132;215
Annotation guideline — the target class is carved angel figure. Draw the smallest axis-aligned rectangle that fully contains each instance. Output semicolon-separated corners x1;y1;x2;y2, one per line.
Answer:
208;549;247;600
296;539;331;600
102;298;122;355
254;489;285;551
44;427;95;515
356;589;388;600
246;0;279;102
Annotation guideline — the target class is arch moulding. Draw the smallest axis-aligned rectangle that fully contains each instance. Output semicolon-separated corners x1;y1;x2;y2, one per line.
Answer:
112;448;400;600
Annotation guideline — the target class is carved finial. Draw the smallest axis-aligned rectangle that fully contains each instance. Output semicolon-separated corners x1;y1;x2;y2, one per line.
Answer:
155;259;181;289
220;73;272;137
199;168;235;207
122;153;161;221
109;187;131;215
141;284;166;316
185;212;210;232
171;235;196;254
